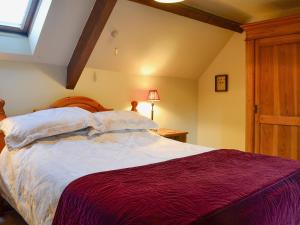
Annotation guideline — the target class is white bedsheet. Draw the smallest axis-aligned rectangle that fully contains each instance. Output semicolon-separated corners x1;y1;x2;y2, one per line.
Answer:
0;130;214;225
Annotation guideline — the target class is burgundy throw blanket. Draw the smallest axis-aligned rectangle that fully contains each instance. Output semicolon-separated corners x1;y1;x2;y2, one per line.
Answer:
52;150;300;225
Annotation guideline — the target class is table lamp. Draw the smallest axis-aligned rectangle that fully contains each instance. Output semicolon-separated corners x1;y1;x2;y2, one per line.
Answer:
147;89;160;120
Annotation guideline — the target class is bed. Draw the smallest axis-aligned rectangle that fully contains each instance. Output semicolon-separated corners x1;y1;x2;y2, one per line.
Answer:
0;96;299;225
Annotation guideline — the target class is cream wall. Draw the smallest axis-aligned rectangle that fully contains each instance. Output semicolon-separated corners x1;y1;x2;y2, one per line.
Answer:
78;68;198;143
0;61;198;143
0;61;70;114
197;33;246;150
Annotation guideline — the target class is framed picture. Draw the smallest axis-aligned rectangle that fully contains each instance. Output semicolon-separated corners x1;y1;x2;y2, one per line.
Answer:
215;74;228;92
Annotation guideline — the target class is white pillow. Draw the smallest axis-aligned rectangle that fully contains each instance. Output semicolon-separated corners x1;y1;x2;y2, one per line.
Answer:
0;107;97;150
91;111;158;134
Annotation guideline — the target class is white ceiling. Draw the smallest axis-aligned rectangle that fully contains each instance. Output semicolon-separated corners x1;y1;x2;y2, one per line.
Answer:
87;0;300;79
0;0;95;66
0;0;299;80
87;0;233;79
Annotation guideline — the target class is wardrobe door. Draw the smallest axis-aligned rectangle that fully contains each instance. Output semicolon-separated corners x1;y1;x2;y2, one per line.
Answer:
255;34;300;160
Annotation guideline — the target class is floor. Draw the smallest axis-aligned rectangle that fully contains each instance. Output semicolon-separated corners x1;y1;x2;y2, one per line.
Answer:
0;211;27;225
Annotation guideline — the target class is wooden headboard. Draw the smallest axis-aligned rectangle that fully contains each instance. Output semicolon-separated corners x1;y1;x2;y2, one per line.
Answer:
47;96;112;112
0;96;138;152
0;96;118;152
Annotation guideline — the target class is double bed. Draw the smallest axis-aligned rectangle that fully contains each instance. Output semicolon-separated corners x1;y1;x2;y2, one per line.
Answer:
0;96;299;225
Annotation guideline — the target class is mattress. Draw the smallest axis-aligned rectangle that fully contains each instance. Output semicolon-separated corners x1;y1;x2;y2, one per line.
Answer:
0;130;213;225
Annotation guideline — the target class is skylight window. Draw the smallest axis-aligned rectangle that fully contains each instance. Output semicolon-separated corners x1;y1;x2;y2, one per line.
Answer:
0;0;39;35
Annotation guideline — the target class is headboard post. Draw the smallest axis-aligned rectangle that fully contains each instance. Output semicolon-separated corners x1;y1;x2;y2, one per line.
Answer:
0;99;6;151
0;99;5;119
131;101;138;112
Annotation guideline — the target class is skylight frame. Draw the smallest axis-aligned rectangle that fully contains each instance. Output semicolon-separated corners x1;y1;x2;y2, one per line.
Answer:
0;0;40;36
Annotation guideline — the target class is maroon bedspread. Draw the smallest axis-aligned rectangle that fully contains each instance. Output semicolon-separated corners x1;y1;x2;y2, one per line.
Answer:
52;150;300;225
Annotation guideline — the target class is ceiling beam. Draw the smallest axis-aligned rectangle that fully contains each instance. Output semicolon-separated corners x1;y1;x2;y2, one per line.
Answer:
128;0;243;33
66;0;117;89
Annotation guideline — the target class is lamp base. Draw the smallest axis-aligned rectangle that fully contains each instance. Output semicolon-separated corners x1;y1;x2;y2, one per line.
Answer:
151;103;154;120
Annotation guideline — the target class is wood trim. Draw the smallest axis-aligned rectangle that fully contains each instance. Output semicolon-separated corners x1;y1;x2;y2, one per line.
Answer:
49;96;112;112
128;0;243;33
66;0;117;89
245;40;255;152
241;14;300;40
260;115;300;126
254;40;261;154
0;99;6;152
257;33;300;46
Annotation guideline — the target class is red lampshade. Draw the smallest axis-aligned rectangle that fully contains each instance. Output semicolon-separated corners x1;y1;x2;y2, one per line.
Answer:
147;89;160;102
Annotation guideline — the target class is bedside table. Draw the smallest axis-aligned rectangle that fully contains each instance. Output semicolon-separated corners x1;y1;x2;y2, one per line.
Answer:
155;128;188;143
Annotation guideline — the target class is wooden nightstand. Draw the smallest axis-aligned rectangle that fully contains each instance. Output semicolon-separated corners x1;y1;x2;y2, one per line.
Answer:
155;128;188;143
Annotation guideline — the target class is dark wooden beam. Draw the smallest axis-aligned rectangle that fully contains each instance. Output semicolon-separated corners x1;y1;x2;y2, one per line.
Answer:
128;0;243;33
67;0;117;89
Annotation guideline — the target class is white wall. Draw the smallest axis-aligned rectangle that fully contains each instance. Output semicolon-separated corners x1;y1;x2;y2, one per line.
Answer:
78;68;198;143
0;61;70;114
197;33;246;150
0;61;198;143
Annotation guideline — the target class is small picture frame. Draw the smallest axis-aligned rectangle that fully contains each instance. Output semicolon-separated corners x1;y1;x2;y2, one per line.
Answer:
215;74;228;92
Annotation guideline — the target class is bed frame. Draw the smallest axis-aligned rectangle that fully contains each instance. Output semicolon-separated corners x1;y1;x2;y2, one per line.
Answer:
0;96;137;151
45;96;113;112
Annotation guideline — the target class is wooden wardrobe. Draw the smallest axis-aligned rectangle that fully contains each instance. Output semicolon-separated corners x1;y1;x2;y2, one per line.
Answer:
242;15;300;160
243;15;300;159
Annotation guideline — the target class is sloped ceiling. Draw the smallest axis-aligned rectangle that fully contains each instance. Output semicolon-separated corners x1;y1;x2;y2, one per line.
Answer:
87;0;233;79
0;0;299;80
185;0;300;23
87;0;300;79
0;0;95;65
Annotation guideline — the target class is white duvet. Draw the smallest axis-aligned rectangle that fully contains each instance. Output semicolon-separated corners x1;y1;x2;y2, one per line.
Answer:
0;130;213;225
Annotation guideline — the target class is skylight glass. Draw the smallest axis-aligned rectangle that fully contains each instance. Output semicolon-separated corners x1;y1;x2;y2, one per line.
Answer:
0;0;31;28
